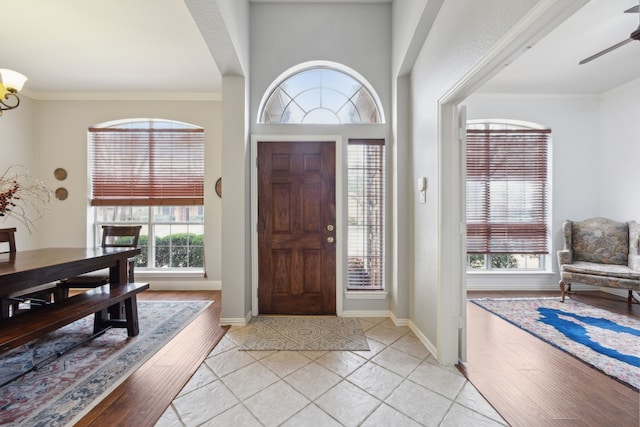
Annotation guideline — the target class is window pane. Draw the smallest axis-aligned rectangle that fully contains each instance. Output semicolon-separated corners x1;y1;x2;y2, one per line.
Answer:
97;206;203;271
261;66;382;124
467;254;487;269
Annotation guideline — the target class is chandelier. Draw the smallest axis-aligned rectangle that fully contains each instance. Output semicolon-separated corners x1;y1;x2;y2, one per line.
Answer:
0;69;28;116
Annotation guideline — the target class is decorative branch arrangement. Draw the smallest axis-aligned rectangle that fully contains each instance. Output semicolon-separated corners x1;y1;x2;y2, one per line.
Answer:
0;165;52;232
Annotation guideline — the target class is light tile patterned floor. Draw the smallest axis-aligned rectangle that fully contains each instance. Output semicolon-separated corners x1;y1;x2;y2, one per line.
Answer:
155;317;507;426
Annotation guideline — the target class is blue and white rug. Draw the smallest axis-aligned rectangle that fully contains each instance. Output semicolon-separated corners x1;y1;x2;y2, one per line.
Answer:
470;297;640;390
0;300;211;426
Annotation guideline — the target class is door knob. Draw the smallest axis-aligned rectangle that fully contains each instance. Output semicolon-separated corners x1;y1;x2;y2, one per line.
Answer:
327;236;335;243
327;224;334;232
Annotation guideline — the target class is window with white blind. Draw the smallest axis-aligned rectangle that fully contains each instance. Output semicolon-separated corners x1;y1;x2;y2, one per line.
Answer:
466;120;551;271
89;119;205;271
348;139;385;290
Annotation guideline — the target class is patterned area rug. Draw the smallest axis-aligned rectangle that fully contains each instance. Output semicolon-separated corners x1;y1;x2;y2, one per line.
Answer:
470;297;640;390
0;300;211;426
240;316;369;351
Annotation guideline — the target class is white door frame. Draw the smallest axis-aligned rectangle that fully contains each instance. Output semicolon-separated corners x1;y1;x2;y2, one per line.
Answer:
250;134;344;317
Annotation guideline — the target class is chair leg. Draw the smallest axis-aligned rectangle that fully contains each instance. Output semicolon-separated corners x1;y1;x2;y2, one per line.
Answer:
1;299;11;319
628;290;639;305
55;284;70;301
559;280;571;302
128;260;135;283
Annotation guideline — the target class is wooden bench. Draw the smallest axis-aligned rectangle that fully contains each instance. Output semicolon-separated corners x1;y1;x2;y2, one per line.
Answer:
0;282;149;353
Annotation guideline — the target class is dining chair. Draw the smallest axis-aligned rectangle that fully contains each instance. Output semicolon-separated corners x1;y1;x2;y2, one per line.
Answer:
57;225;142;299
0;227;17;254
0;228;53;318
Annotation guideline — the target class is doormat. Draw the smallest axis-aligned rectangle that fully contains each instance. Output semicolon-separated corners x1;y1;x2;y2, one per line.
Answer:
0;300;211;426
470;297;640;390
240;316;369;351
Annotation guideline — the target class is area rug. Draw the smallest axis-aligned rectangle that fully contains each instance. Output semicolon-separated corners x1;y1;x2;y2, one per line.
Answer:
470;297;640;390
240;316;369;351
0;300;211;426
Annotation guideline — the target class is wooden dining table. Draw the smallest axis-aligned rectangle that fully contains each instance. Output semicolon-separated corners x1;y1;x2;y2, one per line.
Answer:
0;247;141;298
0;246;148;355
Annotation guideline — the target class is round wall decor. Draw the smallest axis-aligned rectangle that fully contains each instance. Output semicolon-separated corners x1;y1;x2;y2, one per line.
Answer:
54;168;67;180
55;187;68;200
215;177;222;198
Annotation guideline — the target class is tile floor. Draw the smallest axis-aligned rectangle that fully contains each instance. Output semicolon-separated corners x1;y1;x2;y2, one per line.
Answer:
155;317;507;426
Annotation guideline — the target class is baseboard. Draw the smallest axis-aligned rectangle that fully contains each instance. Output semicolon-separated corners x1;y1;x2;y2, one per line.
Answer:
408;321;437;359
389;311;410;327
342;310;390;318
467;272;557;291
147;280;221;291
220;311;252;326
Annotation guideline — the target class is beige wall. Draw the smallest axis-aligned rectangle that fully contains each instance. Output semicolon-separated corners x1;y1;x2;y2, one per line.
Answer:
0;96;223;284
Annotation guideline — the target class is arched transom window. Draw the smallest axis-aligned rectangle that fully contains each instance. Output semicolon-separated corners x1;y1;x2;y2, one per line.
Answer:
258;62;384;124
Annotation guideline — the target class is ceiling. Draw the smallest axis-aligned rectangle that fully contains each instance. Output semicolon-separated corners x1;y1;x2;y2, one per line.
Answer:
480;0;640;94
1;0;638;99
1;0;221;97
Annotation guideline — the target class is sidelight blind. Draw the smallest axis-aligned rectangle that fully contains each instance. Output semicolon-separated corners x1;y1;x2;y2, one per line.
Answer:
466;128;550;254
348;139;385;290
89;125;204;206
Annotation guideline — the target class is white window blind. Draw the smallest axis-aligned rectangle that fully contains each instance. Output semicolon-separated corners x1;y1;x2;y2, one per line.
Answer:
348;139;385;290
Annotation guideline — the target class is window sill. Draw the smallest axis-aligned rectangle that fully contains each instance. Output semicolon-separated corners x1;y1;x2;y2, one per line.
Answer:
345;290;388;300
466;270;555;277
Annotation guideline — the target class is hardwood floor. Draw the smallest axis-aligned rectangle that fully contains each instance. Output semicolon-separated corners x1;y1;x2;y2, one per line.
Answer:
75;291;227;427
461;291;639;427
73;290;638;426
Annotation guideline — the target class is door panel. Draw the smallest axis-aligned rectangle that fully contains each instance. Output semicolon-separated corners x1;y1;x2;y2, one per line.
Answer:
258;141;336;315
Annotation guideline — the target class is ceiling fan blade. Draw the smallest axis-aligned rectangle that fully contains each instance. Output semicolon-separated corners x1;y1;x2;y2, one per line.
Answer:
579;37;633;64
624;5;639;13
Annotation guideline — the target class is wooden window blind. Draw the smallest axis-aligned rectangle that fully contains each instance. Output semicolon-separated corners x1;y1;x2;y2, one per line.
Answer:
347;139;385;290
466;128;550;254
89;125;204;206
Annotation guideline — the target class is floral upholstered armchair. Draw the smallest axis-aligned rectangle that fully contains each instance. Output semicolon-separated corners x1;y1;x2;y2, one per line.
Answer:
558;217;640;304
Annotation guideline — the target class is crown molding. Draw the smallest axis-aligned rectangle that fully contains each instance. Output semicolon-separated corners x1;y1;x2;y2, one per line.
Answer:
21;89;222;102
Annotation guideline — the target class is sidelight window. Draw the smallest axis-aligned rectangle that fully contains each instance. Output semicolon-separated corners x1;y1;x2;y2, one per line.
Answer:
348;139;385;290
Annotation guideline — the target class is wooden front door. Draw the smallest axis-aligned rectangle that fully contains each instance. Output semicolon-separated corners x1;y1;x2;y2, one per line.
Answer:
258;141;336;315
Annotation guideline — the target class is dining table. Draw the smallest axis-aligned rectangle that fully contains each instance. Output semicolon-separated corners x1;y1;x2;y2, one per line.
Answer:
0;246;147;357
0;247;141;299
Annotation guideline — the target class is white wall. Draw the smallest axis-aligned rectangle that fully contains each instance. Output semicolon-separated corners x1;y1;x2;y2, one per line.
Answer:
249;2;392;314
598;77;640;220
464;93;601;290
409;0;540;353
0;98;223;286
463;78;640;291
250;3;392;130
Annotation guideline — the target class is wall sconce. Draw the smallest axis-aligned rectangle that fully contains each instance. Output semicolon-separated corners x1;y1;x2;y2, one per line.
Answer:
0;69;28;116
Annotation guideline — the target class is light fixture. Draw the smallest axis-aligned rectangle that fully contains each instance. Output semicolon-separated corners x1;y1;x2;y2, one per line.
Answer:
0;69;28;116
